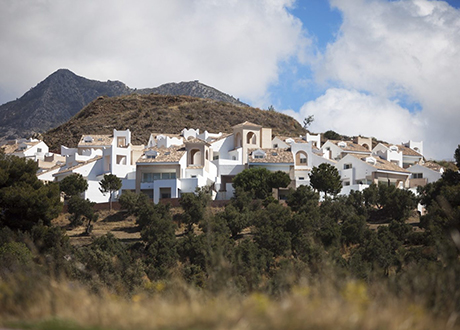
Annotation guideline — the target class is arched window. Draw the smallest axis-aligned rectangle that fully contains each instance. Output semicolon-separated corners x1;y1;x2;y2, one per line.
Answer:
190;149;202;166
235;132;242;148
246;132;256;145
296;151;308;165
362;143;370;150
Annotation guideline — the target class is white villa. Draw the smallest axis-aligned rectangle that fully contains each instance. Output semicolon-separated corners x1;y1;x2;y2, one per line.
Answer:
2;121;439;204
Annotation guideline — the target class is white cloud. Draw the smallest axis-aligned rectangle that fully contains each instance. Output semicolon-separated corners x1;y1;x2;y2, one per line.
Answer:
284;88;423;143
307;0;460;159
0;0;308;105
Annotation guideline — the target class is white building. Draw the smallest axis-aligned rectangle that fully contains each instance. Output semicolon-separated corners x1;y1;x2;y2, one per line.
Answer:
407;161;444;189
34;121;434;204
1;138;49;161
53;129;143;203
335;154;411;195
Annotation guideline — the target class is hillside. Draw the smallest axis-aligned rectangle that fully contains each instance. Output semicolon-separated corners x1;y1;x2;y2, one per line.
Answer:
43;94;304;150
0;70;246;142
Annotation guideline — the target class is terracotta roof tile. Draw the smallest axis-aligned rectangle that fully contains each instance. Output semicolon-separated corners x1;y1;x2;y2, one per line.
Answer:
276;136;307;144
422;161;443;172
78;135;113;146
381;143;423;157
329;140;370;153
1;140;41;154
349;154;408;173
248;148;294;164
137;146;186;163
54;156;102;175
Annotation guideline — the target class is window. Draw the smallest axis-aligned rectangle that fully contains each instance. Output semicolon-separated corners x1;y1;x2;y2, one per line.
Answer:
344;163;352;169
160;188;171;199
343;181;350;186
247;132;256;144
412;173;423;179
37;148;42;153
213;155;219;160
299;177;305;180
296;152;307;165
254;154;264;159
142;172;176;182
274;144;278;148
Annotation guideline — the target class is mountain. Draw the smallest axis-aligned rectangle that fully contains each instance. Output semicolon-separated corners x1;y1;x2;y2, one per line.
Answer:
0;69;132;140
137;81;247;107
43;94;303;151
0;69;247;142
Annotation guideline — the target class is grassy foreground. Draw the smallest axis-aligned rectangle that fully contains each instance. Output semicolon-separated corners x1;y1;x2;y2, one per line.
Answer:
0;274;455;330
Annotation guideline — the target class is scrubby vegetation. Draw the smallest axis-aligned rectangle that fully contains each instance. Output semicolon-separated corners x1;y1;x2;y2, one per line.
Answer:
1;148;460;329
43;94;304;151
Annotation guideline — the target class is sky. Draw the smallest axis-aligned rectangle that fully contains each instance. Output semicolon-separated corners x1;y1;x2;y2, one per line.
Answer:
0;0;459;160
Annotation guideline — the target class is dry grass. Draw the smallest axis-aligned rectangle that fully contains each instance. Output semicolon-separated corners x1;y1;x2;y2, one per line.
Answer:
53;211;141;246
0;277;455;330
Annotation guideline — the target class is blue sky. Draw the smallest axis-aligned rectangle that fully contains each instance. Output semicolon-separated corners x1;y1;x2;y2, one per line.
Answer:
0;0;459;159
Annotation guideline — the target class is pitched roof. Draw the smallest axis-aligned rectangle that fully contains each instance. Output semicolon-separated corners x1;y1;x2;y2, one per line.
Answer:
184;137;210;145
421;161;443;172
1;140;41;154
248;148;294;164
328;140;370;153
380;143;423;157
54;156;102;176
276;136;308;144
232;121;262;129
210;132;232;142
397;144;423;157
349;154;408;173
78;135;113;146
137;146;186;163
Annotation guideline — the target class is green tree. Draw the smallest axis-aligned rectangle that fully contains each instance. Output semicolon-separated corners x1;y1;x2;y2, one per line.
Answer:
217;204;250;238
99;174;122;210
323;130;341;140
59;173;88;197
233;168;291;200
119;190;150;216
179;187;211;233
67;195;98;234
363;183;416;222
268;170;292;190
309;163;342;196
139;203;177;278
253;202;292;257
286;185;319;213
0;155;62;231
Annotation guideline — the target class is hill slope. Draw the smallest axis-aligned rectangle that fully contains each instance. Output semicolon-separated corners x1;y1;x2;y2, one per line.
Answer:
43;94;303;150
0;70;246;141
